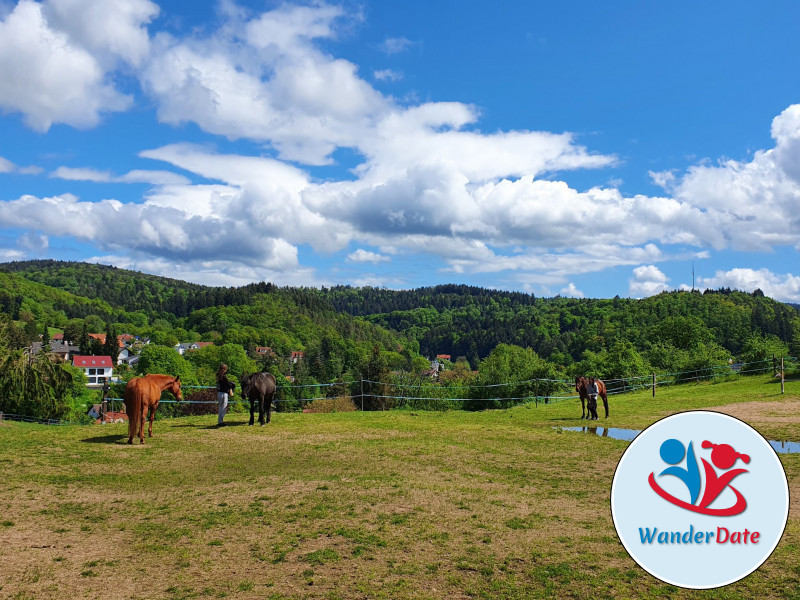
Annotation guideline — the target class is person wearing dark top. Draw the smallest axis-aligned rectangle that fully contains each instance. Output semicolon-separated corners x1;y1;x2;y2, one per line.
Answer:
216;363;235;426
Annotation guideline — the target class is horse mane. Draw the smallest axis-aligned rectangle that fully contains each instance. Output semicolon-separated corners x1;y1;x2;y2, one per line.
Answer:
144;373;178;386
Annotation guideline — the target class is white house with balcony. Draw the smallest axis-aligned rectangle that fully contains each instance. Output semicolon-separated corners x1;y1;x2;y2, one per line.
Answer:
73;355;113;387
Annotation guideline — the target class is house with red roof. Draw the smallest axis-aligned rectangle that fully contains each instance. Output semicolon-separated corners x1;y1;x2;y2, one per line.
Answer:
72;355;113;387
88;333;107;345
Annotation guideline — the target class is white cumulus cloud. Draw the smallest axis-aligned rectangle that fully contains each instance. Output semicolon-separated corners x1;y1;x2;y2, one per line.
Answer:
689;268;800;303
560;283;584;298
629;265;670;298
347;249;390;263
0;0;135;131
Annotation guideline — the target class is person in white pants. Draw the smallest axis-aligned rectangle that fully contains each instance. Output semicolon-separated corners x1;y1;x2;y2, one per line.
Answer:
216;363;235;426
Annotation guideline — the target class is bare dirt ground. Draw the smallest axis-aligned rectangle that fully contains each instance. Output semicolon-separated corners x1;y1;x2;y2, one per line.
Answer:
704;399;800;426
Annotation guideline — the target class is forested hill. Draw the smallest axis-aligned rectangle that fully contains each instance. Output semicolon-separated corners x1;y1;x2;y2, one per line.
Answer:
313;284;537;315
309;285;799;366
0;259;334;317
2;260;797;371
0;261;405;369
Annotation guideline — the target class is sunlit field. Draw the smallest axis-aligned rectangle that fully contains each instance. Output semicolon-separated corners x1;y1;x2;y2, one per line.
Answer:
1;375;798;599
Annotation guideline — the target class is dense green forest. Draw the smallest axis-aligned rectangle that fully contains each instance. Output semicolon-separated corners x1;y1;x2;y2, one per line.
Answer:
0;260;798;421
309;284;798;366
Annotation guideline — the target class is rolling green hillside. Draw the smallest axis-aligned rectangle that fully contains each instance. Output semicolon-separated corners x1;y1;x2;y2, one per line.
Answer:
311;285;799;365
0;270;115;323
1;260;797;376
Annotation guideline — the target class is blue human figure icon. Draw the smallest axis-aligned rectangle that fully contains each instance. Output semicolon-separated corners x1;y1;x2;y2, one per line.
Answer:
658;438;701;505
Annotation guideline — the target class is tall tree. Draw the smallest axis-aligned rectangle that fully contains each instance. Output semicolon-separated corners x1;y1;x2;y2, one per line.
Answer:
79;323;91;355
102;323;119;364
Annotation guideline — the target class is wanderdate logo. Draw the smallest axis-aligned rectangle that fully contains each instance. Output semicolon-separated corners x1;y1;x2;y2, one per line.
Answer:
611;411;789;589
648;438;750;516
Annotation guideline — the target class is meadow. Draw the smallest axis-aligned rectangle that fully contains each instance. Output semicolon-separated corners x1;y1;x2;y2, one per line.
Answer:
1;375;798;600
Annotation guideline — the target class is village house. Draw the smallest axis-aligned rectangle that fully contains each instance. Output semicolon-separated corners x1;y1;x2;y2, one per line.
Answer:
117;347;139;368
72;355;113;387
87;404;128;424
118;334;134;347
30;340;80;362
88;333;107;345
175;341;214;355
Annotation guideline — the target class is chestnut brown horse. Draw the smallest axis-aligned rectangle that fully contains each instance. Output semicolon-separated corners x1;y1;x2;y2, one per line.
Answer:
575;376;609;420
124;374;182;444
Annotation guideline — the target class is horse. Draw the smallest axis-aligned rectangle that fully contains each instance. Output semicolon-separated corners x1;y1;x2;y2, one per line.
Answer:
240;371;277;426
575;375;609;420
124;374;182;444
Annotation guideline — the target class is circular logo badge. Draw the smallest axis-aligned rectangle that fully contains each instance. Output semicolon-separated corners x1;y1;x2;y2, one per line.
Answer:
611;411;789;589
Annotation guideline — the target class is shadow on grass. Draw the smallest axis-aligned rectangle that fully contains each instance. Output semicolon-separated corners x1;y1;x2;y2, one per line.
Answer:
203;422;251;429
80;434;130;444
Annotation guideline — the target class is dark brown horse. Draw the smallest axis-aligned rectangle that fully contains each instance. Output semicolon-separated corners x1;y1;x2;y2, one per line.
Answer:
124;374;182;444
241;372;277;426
575;376;609;420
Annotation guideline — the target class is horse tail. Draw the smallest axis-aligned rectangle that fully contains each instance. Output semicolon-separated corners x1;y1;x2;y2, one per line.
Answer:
125;379;142;440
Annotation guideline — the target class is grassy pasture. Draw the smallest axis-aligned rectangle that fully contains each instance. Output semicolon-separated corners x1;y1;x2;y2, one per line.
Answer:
1;375;798;600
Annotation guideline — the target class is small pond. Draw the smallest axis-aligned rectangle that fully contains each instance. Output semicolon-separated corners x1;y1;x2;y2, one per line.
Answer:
558;426;800;454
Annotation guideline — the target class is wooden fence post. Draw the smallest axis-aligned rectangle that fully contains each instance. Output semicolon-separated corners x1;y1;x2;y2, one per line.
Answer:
652;373;656;397
781;357;785;394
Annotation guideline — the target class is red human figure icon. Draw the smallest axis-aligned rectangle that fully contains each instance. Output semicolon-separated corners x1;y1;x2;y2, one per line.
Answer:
698;441;750;512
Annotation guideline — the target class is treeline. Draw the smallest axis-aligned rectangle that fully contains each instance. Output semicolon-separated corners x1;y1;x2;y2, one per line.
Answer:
309;286;798;369
0;260;290;317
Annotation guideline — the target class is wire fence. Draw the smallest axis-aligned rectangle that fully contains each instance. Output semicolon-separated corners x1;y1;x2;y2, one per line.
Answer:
3;356;797;425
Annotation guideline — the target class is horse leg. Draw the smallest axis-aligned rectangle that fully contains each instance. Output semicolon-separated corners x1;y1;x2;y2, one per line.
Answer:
602;392;609;419
258;394;265;426
249;398;255;426
266;393;273;424
580;396;586;419
148;406;155;437
139;407;147;444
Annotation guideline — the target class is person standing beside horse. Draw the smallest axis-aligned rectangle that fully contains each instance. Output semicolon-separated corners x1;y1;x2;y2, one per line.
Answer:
586;377;600;420
216;363;235;427
575;375;609;419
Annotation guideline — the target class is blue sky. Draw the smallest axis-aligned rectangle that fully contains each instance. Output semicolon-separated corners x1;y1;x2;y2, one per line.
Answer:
1;1;800;301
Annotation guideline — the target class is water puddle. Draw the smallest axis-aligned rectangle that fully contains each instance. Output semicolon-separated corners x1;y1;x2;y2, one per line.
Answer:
558;426;800;454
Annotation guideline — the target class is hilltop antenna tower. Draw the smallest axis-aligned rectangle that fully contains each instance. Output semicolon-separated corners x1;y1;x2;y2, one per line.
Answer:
692;261;695;292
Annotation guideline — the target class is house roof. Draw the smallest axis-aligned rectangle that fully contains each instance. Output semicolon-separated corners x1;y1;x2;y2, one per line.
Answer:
31;341;78;355
88;333;107;344
73;355;113;368
116;334;133;348
95;411;128;424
